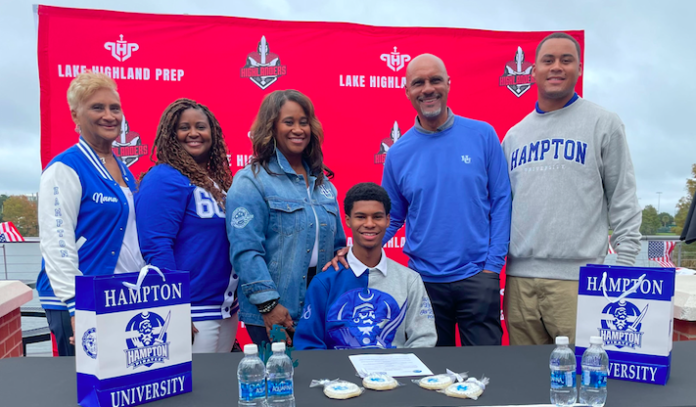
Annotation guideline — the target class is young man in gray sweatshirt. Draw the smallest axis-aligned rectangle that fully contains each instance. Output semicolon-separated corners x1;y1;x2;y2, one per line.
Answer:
501;32;642;345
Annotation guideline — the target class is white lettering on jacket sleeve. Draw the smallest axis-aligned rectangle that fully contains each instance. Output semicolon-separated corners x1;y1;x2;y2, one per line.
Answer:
39;162;83;303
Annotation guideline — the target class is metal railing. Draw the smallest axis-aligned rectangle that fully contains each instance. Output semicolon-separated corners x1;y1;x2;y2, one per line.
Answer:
1;237;694;280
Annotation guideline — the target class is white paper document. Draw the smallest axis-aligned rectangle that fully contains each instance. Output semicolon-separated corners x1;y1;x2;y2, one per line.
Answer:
348;353;433;377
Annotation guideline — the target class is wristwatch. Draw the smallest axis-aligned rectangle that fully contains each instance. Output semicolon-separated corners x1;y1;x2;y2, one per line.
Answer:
257;299;279;314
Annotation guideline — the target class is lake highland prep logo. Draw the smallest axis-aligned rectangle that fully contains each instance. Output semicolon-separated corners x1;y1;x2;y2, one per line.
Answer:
339;47;410;89
105;35;139;62
112;116;148;167
380;47;411;72
241;36;287;89
125;311;171;369
374;121;401;165
499;47;535;97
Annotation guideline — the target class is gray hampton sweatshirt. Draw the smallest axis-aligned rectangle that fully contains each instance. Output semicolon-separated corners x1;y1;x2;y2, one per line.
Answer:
501;98;642;280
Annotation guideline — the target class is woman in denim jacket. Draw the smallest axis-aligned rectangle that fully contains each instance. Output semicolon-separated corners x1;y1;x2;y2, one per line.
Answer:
226;90;346;345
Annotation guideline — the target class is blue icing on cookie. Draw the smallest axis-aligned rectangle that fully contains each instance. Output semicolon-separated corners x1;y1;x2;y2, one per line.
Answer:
369;377;386;382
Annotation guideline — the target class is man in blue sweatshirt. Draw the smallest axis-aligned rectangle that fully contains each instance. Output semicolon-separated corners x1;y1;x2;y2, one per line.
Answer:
380;54;512;346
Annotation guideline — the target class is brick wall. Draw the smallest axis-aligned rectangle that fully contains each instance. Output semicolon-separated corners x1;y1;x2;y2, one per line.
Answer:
673;318;696;342
0;308;23;358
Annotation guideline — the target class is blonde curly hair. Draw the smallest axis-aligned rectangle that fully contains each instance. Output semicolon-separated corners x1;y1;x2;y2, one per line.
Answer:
67;71;119;111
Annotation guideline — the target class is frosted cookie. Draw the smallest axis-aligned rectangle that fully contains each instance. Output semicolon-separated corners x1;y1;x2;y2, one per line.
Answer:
418;374;453;390
445;377;488;400
362;374;398;390
323;381;362;399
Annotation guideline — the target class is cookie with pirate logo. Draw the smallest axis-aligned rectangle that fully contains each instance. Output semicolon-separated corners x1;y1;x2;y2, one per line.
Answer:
323;381;362;399
362;373;398;390
444;377;488;400
444;382;473;398
418;374;454;390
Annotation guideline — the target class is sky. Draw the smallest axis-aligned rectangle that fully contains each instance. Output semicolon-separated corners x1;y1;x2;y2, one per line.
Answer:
1;0;694;215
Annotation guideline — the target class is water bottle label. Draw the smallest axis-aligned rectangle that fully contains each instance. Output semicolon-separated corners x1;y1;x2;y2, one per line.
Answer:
582;370;607;388
268;379;293;397
239;381;266;401
551;371;576;389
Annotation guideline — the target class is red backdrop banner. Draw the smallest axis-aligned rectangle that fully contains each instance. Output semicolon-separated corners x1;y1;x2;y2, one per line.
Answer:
37;5;584;346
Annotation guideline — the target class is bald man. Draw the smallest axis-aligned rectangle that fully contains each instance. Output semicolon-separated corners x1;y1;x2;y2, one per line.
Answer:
379;54;512;346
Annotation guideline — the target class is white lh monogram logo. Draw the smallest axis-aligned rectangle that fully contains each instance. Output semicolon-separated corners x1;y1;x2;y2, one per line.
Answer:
104;35;139;62
380;47;411;72
462;155;471;164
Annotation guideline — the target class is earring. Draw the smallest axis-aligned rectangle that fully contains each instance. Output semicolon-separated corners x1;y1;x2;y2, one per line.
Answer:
75;125;81;134
273;137;277;151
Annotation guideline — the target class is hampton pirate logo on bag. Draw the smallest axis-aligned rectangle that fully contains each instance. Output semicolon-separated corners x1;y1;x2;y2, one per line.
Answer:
600;300;648;349
588;272;659;350
124;311;171;369
374;121;401;165
112;116;148;167
499;46;535;97
240;36;287;90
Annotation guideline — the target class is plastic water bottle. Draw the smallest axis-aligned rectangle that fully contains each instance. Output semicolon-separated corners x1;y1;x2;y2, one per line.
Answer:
238;344;266;407
580;336;609;406
266;342;295;407
550;336;577;406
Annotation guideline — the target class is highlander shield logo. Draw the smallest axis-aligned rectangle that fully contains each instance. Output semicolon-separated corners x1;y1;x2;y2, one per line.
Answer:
499;46;534;97
380;47;411;72
104;35;139;62
374;121;401;165
112;116;148;167
240;36;287;89
124;311;171;369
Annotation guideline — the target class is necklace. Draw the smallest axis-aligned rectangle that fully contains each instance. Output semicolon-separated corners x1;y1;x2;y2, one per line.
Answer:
99;156;106;165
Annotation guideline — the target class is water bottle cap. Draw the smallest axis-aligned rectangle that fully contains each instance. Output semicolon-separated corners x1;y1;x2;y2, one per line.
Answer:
590;336;604;345
244;344;258;355
272;342;286;352
555;336;569;345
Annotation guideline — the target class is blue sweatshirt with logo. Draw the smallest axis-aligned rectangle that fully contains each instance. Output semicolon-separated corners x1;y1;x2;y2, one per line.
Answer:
135;164;238;322
381;115;512;283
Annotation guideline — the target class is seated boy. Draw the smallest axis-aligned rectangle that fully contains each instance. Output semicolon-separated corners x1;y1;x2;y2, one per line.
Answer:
294;183;437;350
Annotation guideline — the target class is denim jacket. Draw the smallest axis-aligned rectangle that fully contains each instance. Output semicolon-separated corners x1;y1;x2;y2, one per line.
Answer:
226;150;346;326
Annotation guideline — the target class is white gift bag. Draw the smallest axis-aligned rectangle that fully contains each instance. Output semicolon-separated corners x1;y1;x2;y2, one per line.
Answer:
575;264;675;385
75;266;193;406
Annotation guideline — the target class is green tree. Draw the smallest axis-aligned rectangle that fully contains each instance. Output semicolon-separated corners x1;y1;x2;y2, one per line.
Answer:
640;205;661;236
0;194;9;222
658;212;674;227
672;164;696;235
2;195;38;237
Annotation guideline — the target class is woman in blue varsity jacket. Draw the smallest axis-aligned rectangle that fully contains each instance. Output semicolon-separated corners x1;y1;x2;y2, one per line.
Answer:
36;72;145;356
135;98;238;353
226;90;346;346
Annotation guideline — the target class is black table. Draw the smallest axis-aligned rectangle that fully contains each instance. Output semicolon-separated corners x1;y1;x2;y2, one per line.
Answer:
2;342;695;407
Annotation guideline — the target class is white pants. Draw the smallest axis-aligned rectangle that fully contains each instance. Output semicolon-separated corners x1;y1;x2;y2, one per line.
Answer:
192;314;238;353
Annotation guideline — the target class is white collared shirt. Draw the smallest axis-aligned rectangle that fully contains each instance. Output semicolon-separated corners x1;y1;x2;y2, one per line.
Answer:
346;247;388;278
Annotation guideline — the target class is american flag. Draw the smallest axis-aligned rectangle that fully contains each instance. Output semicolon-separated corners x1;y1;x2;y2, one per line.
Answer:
608;236;616;255
648;241;676;268
0;222;25;242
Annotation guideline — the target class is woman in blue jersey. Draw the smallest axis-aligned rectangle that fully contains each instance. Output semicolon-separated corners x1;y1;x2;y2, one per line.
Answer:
226;90;346;346
36;72;145;356
135;98;238;353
